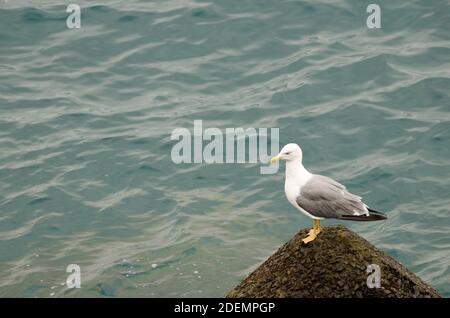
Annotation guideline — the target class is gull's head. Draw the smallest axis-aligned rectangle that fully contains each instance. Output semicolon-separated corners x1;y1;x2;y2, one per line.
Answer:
270;143;302;164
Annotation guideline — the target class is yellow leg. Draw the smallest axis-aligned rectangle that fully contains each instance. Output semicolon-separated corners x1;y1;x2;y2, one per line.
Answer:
306;220;316;236
303;219;318;244
316;219;321;234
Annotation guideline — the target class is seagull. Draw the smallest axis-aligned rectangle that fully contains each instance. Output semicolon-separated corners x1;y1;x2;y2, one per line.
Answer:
270;143;386;244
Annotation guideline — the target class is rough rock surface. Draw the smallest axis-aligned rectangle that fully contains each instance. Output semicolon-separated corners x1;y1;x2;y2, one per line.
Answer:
227;225;440;298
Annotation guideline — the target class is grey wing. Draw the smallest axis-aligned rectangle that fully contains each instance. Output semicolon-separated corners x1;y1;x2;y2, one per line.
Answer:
296;175;369;219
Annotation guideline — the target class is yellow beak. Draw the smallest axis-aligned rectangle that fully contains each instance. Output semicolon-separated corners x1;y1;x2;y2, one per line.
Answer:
269;155;281;164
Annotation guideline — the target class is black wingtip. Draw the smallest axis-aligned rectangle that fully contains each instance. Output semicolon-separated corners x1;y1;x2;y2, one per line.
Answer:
368;208;387;220
340;209;387;221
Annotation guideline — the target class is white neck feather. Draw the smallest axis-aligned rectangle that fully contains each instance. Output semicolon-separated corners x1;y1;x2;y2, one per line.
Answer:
285;159;312;186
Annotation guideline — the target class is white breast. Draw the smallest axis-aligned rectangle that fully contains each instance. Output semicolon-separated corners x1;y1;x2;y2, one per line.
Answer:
284;179;300;206
284;163;320;219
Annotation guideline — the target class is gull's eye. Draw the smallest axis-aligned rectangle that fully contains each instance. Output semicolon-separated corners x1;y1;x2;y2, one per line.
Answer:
285;152;291;155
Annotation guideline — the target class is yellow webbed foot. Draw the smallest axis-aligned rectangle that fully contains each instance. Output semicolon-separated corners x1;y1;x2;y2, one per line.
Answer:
302;232;317;244
302;219;321;244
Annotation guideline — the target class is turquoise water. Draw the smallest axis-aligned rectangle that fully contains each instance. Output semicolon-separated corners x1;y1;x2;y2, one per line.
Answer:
1;0;449;297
